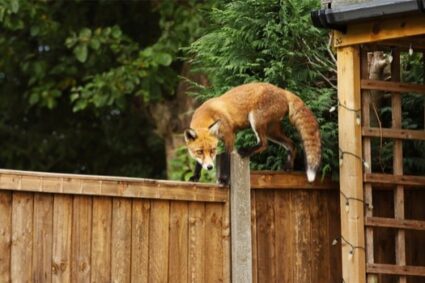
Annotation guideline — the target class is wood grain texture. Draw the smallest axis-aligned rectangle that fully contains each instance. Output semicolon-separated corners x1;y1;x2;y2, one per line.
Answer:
251;171;337;189
0;192;12;283
0;169;227;202
168;201;188;283
337;45;366;283
274;191;293;283
148;200;170;283
52;195;73;283
205;203;224;283
188;202;206;283
111;198;132;283
91;197;112;283
293;191;311;283
71;196;92;283
11;192;34;283
361;79;425;95
310;191;330;283
131;199;150;283
255;191;276;282
32;194;53;283
333;15;425;47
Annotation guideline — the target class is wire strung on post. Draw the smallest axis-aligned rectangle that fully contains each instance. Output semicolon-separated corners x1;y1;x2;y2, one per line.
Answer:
329;99;362;125
339;147;370;169
340;190;373;212
332;235;365;261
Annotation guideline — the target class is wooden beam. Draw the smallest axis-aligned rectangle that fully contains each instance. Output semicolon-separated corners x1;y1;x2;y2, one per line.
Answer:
364;173;425;187
361;79;425;95
362;127;425;141
367;264;425;277
250;171;337;190
337;46;366;283
0;169;228;202
361;49;377;283
365;217;425;231
229;153;252;283
333;15;425;47
391;50;407;283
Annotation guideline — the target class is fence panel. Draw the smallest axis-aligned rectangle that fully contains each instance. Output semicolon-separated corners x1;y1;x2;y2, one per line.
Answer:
251;172;342;283
0;169;229;283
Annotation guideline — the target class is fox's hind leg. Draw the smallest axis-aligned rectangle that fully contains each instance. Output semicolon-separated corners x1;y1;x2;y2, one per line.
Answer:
237;111;268;158
267;122;297;170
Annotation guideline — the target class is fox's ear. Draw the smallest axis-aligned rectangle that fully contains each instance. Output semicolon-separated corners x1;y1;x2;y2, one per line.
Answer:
208;120;221;136
184;128;197;142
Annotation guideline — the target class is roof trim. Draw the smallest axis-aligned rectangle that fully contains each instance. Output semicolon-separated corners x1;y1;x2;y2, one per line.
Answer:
311;0;425;32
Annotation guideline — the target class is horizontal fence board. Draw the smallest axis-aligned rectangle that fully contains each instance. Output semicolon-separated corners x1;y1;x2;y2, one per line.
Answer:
366;217;425;231
361;79;425;94
362;127;425;141
365;174;425;187
0;169;227;202
251;171;337;189
367;263;425;277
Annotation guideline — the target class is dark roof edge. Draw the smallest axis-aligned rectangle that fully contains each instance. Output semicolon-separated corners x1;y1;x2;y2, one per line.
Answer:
311;0;425;32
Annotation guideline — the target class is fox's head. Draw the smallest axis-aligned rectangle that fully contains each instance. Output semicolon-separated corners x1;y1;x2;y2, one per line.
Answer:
184;120;220;171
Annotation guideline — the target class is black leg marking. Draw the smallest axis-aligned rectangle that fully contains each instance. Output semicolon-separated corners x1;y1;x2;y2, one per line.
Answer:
237;144;262;158
189;162;202;182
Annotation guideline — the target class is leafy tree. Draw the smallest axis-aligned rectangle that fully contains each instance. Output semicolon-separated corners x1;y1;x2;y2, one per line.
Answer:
0;0;211;177
186;0;338;178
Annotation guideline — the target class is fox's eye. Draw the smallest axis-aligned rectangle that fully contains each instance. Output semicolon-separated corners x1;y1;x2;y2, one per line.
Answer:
211;148;216;154
196;150;203;155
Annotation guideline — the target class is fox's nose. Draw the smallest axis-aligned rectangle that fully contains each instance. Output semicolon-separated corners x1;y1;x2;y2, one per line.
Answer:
207;165;213;170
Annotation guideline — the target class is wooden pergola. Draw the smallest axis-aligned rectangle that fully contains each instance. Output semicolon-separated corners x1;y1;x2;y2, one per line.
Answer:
314;3;425;283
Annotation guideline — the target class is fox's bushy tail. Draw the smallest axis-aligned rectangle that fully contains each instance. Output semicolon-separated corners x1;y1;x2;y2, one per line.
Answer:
288;95;321;182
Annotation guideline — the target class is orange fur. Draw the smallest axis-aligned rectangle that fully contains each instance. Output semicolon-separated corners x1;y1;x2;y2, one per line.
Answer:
185;82;321;182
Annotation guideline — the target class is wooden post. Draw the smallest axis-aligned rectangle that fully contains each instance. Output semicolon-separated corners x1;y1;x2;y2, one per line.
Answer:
337;46;366;283
391;49;407;283
230;152;253;283
361;49;378;283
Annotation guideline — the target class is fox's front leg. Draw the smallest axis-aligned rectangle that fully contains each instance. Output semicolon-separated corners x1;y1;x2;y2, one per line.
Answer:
189;162;202;182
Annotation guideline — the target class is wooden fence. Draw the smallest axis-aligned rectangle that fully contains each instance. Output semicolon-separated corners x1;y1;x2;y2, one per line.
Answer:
0;169;229;283
0;168;346;283
250;172;342;283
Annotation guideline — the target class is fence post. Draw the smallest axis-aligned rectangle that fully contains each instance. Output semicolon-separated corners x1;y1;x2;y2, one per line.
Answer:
230;152;252;283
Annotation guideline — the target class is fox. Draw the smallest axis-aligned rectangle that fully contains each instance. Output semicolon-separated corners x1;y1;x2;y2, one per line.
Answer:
184;82;321;183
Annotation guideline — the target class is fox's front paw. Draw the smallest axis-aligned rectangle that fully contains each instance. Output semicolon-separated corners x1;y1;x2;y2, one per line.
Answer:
218;175;229;185
237;147;252;158
189;175;200;182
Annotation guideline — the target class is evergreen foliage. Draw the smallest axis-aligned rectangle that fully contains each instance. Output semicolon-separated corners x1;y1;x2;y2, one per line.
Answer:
187;0;338;177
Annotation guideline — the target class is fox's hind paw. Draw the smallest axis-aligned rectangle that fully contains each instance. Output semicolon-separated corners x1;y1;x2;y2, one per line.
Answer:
237;147;253;158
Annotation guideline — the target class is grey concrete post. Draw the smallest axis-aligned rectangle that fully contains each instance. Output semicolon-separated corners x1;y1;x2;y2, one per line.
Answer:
230;152;252;283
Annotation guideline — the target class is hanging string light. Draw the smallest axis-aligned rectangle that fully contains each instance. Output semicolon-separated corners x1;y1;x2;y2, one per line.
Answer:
332;235;365;261
329;99;361;125
339;147;370;169
340;190;373;213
